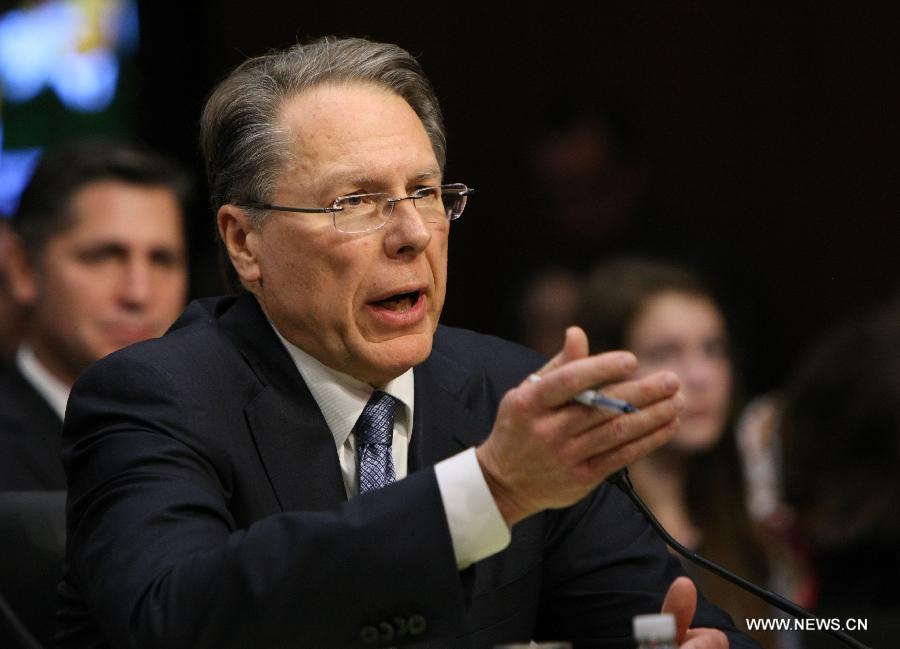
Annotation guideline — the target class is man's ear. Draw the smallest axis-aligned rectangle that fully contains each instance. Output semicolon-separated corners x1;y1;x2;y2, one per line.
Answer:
217;205;262;286
2;230;38;306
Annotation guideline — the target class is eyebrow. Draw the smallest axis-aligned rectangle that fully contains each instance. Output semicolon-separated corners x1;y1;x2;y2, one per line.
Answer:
75;240;185;255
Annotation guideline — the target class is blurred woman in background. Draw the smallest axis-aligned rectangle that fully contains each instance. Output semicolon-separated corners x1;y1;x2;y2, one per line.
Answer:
581;256;774;648
779;302;900;649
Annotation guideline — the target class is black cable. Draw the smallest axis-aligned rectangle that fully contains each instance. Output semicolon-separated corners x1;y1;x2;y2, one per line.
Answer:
606;469;874;649
0;591;45;649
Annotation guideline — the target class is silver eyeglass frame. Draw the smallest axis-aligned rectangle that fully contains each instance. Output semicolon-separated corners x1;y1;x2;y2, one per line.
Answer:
235;183;474;234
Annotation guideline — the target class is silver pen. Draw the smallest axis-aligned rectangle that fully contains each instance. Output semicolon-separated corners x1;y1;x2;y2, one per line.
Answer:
528;373;639;414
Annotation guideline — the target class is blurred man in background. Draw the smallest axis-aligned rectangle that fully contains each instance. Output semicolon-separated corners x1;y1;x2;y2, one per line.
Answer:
0;139;189;649
0;139;190;490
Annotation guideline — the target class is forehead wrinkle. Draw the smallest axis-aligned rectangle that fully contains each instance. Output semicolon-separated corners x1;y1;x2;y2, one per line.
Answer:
414;168;441;181
314;166;442;195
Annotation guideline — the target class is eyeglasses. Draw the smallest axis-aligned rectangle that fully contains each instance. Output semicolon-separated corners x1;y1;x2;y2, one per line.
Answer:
236;183;474;234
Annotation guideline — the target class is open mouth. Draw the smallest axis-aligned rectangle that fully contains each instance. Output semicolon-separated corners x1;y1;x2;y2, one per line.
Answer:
372;289;422;313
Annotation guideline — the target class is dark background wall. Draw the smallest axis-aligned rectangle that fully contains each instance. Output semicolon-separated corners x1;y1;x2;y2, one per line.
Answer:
136;2;900;394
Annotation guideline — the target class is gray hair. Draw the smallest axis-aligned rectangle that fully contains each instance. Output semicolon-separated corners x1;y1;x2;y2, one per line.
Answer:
200;36;447;221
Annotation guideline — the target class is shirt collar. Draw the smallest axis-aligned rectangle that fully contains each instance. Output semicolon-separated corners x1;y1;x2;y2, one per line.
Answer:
269;325;414;451
16;344;70;421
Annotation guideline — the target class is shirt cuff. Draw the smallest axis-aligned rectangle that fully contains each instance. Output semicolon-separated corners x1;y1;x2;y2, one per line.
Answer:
434;447;511;570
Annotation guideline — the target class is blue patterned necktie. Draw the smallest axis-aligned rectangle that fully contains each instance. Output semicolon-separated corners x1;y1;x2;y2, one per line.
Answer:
356;391;399;494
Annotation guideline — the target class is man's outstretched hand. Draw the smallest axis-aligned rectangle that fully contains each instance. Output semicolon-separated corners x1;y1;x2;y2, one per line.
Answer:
476;326;684;526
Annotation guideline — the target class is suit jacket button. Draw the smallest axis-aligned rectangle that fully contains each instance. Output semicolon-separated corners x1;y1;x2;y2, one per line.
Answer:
360;625;379;644
408;614;427;636
378;621;395;643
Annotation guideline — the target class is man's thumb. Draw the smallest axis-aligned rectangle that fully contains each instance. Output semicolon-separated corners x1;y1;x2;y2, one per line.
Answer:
661;576;697;645
536;326;590;376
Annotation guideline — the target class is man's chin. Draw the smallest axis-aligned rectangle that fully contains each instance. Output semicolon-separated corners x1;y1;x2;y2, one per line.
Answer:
356;334;433;386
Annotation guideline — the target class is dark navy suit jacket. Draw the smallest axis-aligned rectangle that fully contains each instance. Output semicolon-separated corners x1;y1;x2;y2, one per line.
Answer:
0;359;66;491
0;362;67;649
59;294;758;649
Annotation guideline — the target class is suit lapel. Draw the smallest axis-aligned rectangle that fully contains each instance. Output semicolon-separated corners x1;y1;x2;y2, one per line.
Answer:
409;333;504;615
243;382;347;512
219;294;346;512
409;338;495;473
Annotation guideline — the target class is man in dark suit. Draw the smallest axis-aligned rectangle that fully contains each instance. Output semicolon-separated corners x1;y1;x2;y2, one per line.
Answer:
0;140;189;491
60;38;756;648
0;141;189;649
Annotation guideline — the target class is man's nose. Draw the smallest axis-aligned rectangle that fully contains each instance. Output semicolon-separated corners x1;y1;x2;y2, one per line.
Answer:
382;198;432;258
118;258;153;309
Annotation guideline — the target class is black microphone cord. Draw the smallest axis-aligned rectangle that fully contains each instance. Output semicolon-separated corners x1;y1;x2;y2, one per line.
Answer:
606;468;874;649
0;591;44;649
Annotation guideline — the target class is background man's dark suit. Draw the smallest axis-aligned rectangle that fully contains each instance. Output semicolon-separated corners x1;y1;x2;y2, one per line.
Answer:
0;364;67;649
0;362;66;491
59;294;754;649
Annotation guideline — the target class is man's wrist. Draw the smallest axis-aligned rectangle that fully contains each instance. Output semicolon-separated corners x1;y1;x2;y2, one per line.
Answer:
474;444;531;527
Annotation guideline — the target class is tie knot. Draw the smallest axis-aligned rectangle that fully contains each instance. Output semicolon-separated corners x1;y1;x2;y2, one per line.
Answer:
355;390;398;446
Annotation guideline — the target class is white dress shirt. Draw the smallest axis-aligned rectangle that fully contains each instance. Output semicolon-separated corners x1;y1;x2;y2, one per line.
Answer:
16;344;70;421
272;327;510;569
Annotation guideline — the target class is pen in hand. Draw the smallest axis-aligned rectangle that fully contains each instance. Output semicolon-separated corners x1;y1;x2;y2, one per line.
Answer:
528;373;639;414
